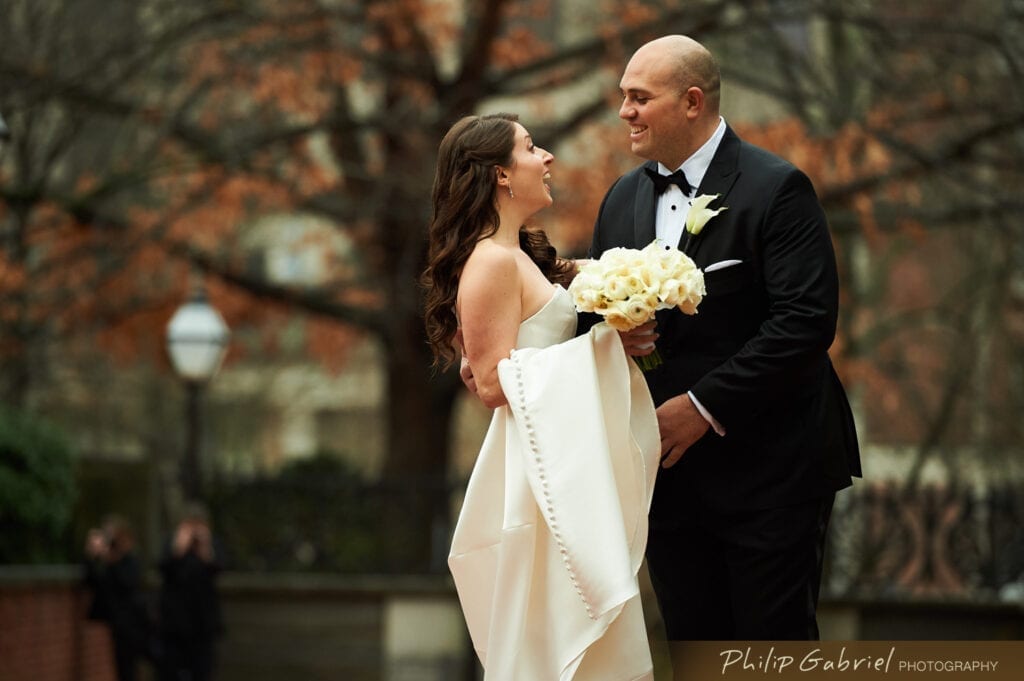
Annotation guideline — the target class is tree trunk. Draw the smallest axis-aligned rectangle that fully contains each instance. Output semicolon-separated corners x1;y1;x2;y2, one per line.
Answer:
379;307;460;572
1;206;32;409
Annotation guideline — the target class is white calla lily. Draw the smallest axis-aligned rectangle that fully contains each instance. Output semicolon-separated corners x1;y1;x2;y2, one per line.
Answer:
685;194;728;235
567;238;707;370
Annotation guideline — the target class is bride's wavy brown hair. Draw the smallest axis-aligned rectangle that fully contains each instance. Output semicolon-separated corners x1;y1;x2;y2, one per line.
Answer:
422;113;575;369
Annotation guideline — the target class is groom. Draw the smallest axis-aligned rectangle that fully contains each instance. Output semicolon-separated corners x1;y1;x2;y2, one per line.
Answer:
603;35;861;644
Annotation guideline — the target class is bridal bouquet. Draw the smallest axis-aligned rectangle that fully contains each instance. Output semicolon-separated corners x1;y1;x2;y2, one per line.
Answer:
568;240;705;370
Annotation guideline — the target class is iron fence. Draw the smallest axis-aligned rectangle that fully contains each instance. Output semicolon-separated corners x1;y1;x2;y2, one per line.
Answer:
824;483;1024;601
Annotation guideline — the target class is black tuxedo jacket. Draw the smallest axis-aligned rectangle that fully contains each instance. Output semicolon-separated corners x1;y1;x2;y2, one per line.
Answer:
590;125;861;516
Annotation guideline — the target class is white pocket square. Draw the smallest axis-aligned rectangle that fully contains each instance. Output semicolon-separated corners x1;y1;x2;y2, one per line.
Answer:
705;259;743;273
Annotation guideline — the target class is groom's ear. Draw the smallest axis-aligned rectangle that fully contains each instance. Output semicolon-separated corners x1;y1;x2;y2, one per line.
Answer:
683;86;705;119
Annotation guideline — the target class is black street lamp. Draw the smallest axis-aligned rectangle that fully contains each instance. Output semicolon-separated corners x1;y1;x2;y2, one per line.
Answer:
166;287;229;502
0;112;10;154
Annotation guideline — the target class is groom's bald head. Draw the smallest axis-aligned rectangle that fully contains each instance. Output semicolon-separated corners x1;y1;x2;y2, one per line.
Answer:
631;35;721;115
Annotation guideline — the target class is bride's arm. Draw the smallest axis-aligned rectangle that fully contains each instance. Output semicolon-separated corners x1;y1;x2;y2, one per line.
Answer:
459;246;522;409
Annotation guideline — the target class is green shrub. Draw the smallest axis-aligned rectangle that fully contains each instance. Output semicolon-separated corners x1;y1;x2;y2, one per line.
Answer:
0;406;76;563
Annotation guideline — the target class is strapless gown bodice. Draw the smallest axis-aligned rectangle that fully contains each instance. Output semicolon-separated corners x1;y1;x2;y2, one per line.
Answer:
516;285;577;349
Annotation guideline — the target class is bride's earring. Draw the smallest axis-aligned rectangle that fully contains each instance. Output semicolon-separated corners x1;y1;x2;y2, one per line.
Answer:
497;168;513;199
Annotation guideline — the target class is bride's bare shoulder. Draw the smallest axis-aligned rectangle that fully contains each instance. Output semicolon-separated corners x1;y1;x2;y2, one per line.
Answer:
458;241;521;317
462;240;518;281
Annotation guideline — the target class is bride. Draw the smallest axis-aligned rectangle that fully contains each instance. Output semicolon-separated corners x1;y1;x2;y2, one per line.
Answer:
422;113;660;681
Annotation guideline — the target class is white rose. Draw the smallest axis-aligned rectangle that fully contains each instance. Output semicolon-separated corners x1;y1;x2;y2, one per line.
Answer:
624;293;656;325
650;259;675;284
658;278;682;306
604;301;636;331
622;274;647;296
676;270;705;315
603;275;629;300
570;287;599;312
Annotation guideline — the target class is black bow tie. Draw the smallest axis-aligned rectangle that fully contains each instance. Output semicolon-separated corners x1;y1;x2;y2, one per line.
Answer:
644;167;692;196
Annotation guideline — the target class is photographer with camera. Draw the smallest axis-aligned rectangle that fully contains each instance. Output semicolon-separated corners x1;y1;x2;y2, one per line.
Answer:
157;503;224;681
82;515;155;681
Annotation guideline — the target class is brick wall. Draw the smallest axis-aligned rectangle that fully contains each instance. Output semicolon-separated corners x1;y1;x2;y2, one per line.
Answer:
0;567;115;681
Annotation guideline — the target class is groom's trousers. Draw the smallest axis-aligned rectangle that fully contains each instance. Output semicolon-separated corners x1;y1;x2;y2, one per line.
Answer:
645;492;834;641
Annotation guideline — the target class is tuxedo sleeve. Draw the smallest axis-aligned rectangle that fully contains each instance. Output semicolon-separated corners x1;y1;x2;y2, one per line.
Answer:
690;168;839;429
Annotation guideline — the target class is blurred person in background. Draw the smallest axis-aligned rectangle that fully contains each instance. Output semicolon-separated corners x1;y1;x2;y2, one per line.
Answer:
158;503;224;681
83;514;156;681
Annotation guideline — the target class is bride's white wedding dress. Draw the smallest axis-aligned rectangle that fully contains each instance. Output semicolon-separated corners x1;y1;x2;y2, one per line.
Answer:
449;285;659;681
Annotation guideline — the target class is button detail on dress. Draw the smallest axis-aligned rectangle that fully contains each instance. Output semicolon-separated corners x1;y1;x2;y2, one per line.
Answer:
509;351;594;618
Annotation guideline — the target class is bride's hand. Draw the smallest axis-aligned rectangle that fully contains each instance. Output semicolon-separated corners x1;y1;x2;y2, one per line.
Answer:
618;320;659;356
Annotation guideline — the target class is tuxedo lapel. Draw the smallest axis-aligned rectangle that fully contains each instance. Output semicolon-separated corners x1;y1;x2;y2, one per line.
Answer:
682;127;741;257
632;162;658;248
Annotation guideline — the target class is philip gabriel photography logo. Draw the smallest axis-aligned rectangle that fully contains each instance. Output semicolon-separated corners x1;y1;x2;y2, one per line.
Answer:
717;644;1005;677
721;646;896;675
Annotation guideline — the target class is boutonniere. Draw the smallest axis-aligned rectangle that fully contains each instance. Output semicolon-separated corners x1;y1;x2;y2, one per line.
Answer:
685;194;728;235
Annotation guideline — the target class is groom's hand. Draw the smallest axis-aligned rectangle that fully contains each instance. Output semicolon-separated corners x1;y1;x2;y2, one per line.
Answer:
656;394;709;468
619;320;659;356
460;356;478;396
454;327;479;397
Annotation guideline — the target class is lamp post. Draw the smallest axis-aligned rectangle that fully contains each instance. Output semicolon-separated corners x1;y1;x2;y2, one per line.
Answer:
166;287;229;503
0;112;10;156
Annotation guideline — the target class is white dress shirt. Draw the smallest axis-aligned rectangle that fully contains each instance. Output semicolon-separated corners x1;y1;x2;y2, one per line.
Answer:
651;117;728;436
652;117;727;249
